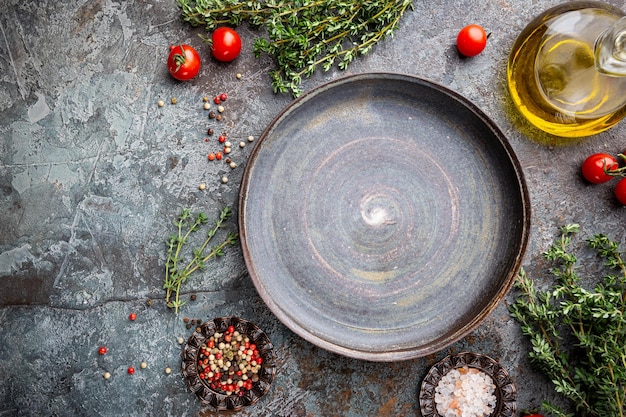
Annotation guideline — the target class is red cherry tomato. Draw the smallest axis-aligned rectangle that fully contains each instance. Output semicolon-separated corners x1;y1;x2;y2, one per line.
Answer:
167;44;201;81
456;24;488;57
581;153;618;184
614;178;626;205
211;27;242;62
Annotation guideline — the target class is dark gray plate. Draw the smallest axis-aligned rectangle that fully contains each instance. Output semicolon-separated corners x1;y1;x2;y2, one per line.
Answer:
239;73;530;361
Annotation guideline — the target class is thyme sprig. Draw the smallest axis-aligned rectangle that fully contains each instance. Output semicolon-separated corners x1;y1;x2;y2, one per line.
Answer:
164;207;238;314
509;224;626;417
176;0;413;97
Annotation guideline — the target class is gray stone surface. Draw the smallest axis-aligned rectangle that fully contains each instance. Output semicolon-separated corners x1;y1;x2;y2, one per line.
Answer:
1;0;625;416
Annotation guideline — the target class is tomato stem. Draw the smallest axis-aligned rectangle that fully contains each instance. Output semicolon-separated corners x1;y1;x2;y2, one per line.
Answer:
173;44;187;72
605;153;626;177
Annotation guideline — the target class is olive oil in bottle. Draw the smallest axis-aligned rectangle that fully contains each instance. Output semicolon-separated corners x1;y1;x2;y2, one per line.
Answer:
507;2;626;138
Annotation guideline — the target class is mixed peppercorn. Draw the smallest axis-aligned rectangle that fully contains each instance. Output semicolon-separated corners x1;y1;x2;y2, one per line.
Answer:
197;325;263;396
157;91;256;189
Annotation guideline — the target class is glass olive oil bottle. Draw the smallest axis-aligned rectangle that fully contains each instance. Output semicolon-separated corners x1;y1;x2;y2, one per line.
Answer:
508;2;626;138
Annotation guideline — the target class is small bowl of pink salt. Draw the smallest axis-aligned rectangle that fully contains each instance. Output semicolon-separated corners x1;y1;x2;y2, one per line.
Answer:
419;352;517;417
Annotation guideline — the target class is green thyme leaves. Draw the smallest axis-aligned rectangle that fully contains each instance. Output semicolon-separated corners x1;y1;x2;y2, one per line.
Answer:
164;207;238;314
176;0;413;97
510;224;626;417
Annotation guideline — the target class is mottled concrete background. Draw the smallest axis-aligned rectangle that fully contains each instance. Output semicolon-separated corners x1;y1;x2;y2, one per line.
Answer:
1;0;625;416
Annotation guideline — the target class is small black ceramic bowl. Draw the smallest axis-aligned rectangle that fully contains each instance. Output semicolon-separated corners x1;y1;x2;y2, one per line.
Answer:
182;316;276;411
419;352;517;417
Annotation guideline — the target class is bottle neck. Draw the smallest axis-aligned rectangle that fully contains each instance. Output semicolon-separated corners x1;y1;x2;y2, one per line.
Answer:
595;16;626;76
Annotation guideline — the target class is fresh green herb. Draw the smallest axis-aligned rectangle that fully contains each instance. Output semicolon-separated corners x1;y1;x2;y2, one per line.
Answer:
164;207;238;314
176;0;413;97
509;224;626;417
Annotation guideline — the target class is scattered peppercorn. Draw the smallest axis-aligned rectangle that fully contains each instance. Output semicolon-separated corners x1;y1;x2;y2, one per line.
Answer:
190;294;197;301
217;105;225;113
218;135;226;143
207;128;214;135
171;97;177;105
177;337;185;345
146;298;153;306
215;152;223;160
203;96;209;102
209;111;216;119
98;346;107;355
208;153;216;161
203;102;211;110
199;183;206;191
236;73;242;79
247;135;254;142
128;367;135;375
183;317;190;323
140;362;147;369
186;323;192;329
221;176;229;184
129;312;137;321
158;100;164;107
220;93;228;101
230;161;237;169
239;141;246;148
103;372;111;379
165;367;172;374
215;114;222;121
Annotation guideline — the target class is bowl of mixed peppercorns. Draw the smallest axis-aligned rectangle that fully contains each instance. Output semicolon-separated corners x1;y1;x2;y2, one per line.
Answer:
181;316;276;411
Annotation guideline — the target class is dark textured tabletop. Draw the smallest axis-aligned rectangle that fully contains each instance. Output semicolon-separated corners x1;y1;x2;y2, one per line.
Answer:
1;0;625;416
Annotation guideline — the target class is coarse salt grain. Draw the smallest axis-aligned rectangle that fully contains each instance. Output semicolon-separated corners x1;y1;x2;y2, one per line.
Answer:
434;366;496;417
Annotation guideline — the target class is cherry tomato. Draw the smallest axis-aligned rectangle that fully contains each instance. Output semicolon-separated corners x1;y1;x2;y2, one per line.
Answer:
456;24;488;57
211;27;242;62
581;153;618;184
167;44;201;81
614;178;626;205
